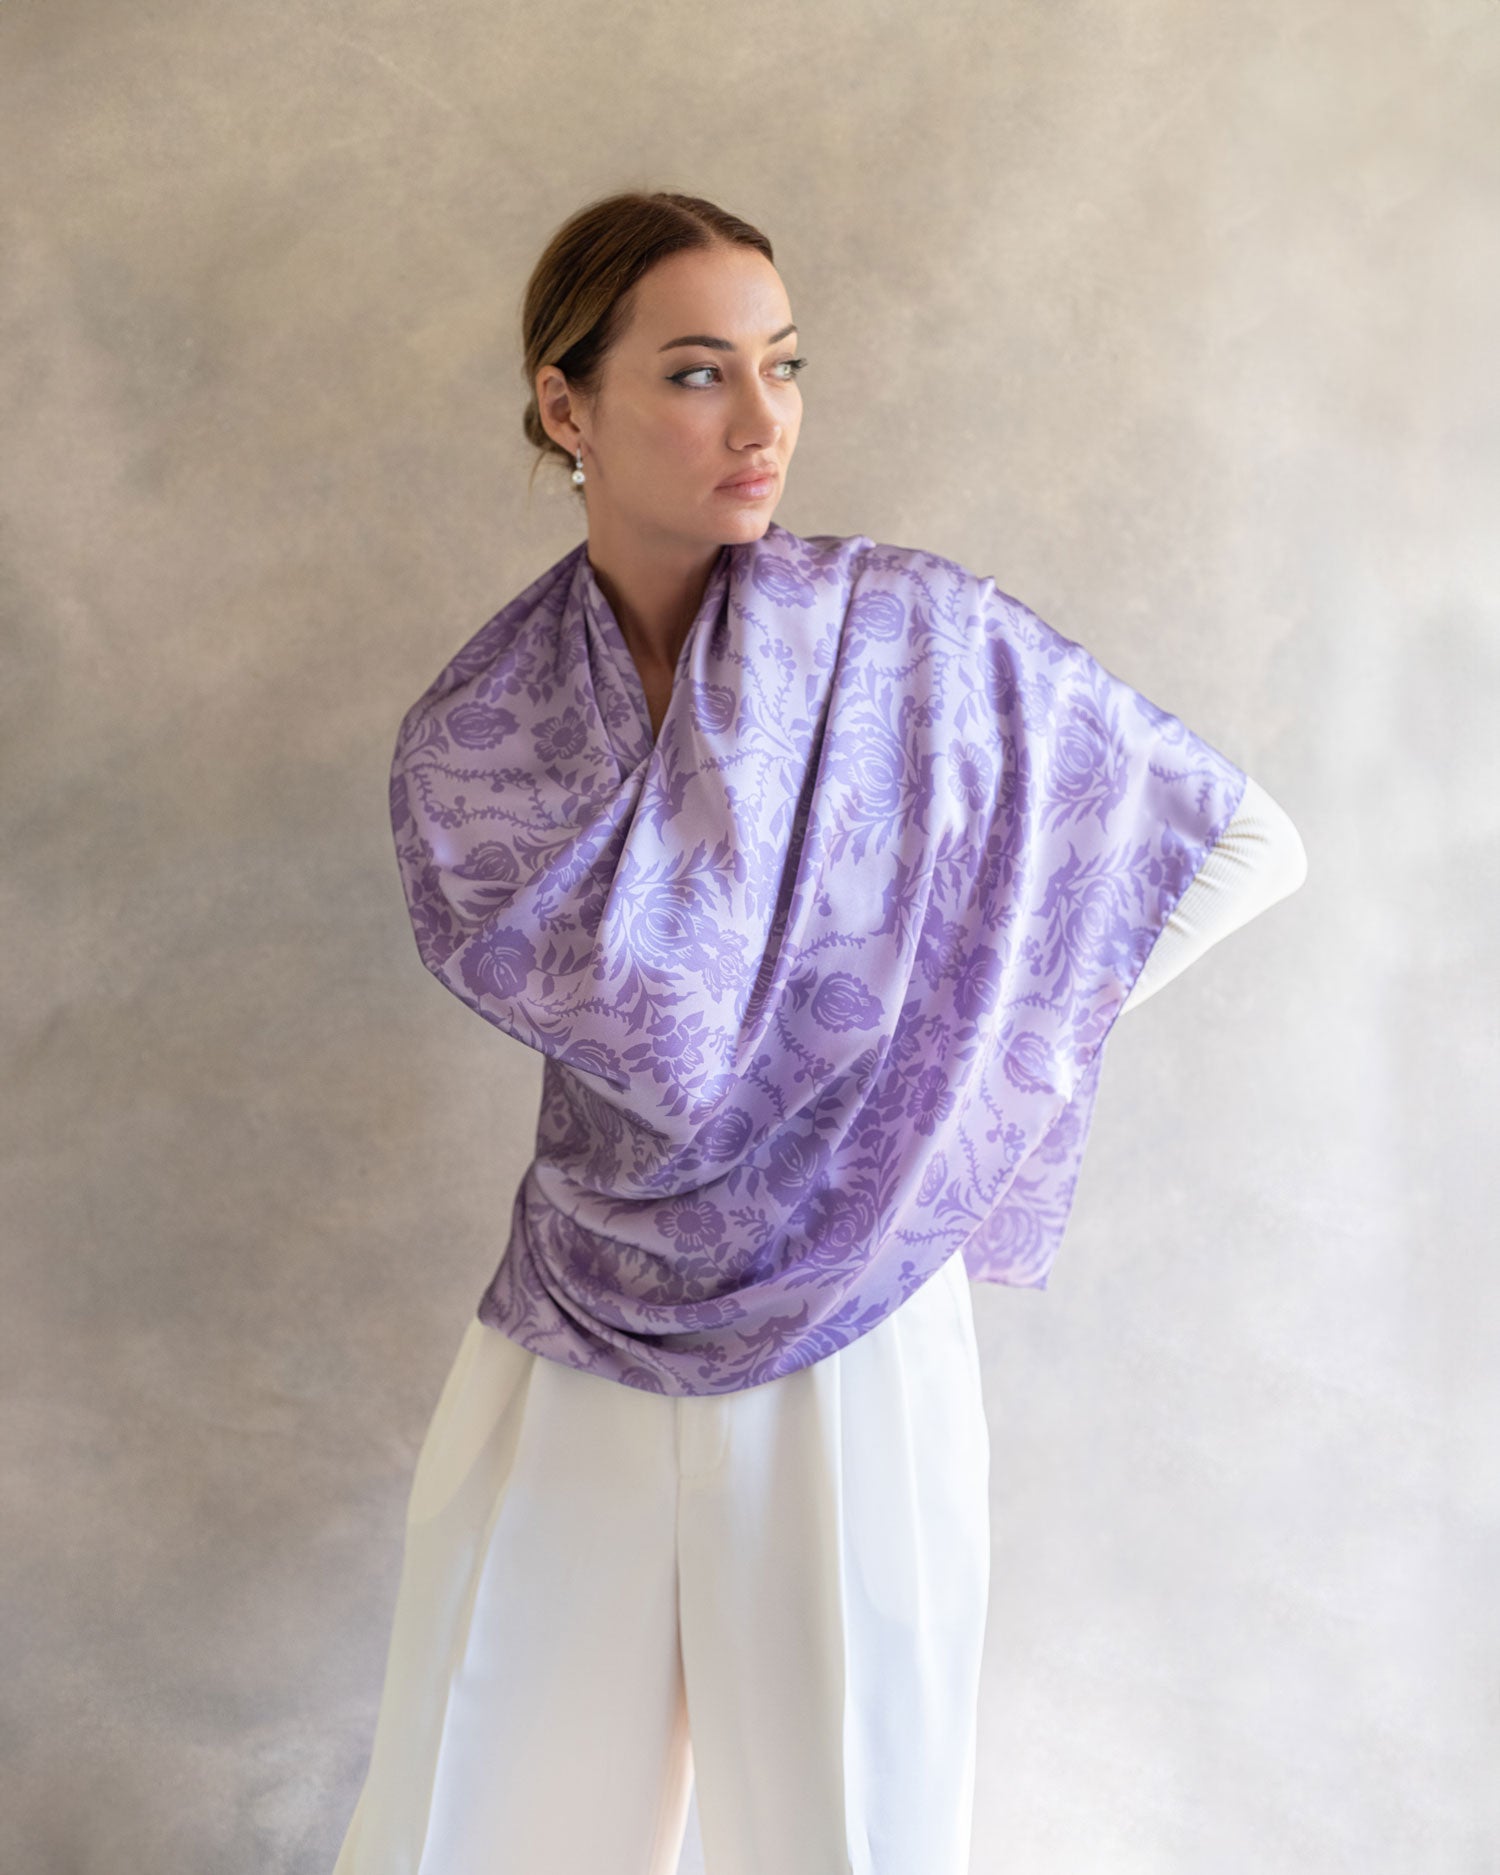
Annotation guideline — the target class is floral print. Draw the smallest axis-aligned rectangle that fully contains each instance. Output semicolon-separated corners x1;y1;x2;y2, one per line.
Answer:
389;523;1247;1395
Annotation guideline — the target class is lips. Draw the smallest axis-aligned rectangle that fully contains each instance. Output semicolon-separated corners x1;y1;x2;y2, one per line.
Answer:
718;467;778;489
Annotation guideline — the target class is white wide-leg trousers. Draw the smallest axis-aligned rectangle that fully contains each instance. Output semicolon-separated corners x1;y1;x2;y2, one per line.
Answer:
331;1244;991;1875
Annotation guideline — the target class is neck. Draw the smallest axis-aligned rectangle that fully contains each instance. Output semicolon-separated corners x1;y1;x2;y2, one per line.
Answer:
584;524;727;676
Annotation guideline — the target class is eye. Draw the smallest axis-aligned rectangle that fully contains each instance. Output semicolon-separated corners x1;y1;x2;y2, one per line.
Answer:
669;356;809;388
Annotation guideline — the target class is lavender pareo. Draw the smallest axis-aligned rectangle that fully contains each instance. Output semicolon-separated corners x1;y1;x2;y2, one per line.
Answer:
389;523;1247;1396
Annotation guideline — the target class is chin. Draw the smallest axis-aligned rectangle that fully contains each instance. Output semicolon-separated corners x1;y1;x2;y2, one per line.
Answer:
720;504;777;535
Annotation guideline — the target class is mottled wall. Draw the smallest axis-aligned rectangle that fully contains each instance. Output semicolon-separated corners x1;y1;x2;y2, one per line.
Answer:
1;1;1492;1870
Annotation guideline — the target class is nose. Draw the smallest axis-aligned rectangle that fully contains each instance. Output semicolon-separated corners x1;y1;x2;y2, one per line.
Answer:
730;375;786;447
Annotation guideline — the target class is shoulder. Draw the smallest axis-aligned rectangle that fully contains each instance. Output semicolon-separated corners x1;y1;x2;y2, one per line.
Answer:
754;526;1085;667
759;524;1009;617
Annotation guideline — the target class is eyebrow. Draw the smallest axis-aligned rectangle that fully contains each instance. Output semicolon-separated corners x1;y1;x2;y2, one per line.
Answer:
657;323;798;354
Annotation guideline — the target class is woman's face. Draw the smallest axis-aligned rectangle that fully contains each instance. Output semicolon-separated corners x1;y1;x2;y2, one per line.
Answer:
538;243;804;553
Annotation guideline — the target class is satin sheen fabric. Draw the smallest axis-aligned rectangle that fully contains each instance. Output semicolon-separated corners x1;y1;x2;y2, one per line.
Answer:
389;524;1247;1395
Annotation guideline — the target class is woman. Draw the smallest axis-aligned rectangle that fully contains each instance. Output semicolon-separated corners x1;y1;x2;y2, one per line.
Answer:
333;190;1307;1875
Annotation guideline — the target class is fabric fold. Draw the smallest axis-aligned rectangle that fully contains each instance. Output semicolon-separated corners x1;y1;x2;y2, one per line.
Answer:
389;522;1246;1394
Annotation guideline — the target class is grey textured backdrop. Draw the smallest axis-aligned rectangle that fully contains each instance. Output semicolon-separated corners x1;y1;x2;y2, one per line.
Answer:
2;2;1493;1870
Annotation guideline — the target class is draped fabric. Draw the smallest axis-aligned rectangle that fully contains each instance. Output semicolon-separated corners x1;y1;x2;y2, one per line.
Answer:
389;523;1247;1396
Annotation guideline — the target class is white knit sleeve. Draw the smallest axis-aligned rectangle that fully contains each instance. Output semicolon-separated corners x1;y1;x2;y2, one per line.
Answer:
1121;773;1308;1013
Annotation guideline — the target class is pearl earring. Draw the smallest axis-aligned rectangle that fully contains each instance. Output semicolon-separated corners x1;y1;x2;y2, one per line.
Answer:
571;447;585;487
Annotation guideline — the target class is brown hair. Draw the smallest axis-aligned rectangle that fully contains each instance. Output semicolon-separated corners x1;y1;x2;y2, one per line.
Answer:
520;189;775;500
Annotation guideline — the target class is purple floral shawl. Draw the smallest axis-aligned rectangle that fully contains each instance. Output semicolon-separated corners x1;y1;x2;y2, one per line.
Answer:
389;522;1247;1395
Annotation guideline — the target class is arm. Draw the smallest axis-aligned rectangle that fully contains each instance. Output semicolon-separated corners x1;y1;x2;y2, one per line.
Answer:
1121;773;1308;1013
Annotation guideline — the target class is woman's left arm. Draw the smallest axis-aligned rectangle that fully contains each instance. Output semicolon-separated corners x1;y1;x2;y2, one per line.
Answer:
1121;773;1309;1012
